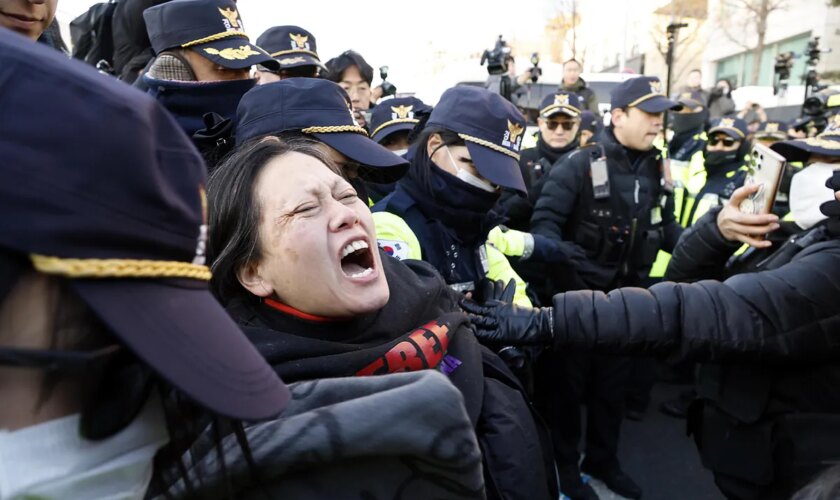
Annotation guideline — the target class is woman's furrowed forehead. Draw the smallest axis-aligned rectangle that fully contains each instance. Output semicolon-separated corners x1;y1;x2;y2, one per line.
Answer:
260;154;351;204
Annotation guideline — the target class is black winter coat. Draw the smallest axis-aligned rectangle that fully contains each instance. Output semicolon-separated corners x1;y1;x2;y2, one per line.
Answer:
531;129;682;291
229;256;556;500
550;210;840;366
559;208;840;497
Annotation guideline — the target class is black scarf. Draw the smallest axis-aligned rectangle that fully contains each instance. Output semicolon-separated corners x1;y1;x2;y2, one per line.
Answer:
536;135;577;165
226;254;485;423
399;153;504;243
143;75;255;137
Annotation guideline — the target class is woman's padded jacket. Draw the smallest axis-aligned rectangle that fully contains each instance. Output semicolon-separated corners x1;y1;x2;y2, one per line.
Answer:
549;208;840;365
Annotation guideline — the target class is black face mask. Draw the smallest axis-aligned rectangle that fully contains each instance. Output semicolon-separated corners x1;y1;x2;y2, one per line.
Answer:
820;169;840;217
704;150;739;168
672;111;707;135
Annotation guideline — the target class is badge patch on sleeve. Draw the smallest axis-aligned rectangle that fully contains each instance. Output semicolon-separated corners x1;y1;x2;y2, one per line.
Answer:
378;239;410;260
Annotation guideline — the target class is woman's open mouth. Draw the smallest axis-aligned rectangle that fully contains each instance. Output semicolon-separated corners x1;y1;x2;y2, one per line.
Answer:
340;239;375;280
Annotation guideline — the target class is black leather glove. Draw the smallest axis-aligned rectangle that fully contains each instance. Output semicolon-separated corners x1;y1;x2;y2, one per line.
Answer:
474;277;516;304
460;297;555;346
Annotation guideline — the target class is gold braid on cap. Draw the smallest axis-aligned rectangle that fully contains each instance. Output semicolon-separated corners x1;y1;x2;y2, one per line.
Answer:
458;133;521;161
181;31;249;48
371;118;419;138
626;93;659;108
302;125;369;136
539;104;581;117
270;48;319;58
802;137;840;149
709;127;745;139
31;255;211;281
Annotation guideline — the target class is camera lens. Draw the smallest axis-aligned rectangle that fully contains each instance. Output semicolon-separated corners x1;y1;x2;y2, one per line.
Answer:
803;96;824;116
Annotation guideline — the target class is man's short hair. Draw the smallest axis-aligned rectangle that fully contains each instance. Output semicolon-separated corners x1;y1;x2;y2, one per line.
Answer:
563;59;582;69
324;50;373;85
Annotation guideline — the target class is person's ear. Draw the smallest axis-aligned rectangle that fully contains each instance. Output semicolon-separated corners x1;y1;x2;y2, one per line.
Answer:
611;107;625;128
237;261;273;298
426;133;443;158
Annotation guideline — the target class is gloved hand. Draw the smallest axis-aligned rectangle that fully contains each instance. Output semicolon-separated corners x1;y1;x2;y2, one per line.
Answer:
487;225;534;258
460;296;555;346
474;277;517;304
531;234;588;264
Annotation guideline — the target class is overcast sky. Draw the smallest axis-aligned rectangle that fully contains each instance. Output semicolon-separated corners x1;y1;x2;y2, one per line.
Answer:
56;0;578;100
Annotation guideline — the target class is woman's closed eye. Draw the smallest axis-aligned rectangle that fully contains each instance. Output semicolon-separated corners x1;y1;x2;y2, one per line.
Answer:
292;202;319;215
338;190;359;203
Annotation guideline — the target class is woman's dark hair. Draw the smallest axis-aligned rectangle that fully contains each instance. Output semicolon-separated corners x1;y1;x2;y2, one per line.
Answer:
206;135;338;305
324;49;373;84
405;125;465;193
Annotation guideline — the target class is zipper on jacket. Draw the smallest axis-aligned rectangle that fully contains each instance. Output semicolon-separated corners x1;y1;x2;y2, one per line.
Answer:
623;178;641;277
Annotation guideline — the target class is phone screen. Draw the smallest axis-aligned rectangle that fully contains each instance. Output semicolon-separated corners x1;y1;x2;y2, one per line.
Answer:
739;143;787;215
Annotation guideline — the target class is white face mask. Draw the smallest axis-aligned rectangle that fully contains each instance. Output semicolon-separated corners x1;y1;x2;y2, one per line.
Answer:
790;162;837;230
0;394;169;500
392;148;408;157
445;146;497;193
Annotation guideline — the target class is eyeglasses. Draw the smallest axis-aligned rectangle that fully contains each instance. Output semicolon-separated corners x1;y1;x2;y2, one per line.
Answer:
545;119;579;131
708;136;737;147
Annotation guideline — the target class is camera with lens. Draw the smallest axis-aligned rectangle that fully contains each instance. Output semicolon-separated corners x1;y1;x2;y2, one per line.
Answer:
801;88;840;134
378;65;397;98
527;52;542;83
481;35;512;76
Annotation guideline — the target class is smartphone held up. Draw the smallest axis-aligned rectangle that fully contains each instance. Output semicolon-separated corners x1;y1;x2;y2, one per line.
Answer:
739;143;787;217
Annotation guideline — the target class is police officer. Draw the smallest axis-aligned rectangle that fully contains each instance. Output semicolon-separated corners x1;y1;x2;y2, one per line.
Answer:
502;91;584;229
0;30;290;497
234;77;409;203
579;110;600;147
680;117;750;228
371;86;533;307
369;96;433;155
142;0;277;137
141;0;278;167
366;96;434;202
462;118;840;500
494;91;583;233
647;93;709;287
254;25;326;84
529;76;684;500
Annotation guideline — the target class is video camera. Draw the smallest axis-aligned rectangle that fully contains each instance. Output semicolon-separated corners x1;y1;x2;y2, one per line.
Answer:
803;37;831;94
481;35;512;76
527;52;542;84
773;51;795;96
379;65;397;98
801;88;840;133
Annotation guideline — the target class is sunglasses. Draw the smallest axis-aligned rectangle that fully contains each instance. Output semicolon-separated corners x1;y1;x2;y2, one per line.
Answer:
709;136;737;147
545;119;579;132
